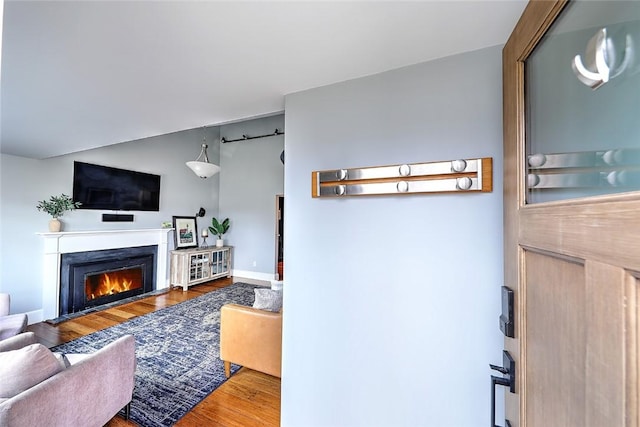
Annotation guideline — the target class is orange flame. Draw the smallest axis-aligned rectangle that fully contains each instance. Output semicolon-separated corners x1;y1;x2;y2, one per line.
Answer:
86;270;142;301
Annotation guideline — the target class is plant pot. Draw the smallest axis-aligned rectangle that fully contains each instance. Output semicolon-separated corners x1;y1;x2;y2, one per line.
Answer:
216;239;224;248
49;218;62;232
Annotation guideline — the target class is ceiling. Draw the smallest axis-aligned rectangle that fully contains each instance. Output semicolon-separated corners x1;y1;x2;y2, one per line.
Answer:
1;1;528;159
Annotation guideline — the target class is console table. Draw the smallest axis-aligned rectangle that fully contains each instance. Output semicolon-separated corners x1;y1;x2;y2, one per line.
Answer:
170;246;232;291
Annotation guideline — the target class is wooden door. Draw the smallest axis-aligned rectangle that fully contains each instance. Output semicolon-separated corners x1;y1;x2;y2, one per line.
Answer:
503;1;639;426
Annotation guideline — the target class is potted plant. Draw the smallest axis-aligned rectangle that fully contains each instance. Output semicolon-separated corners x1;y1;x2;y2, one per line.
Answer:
209;217;230;247
36;193;81;232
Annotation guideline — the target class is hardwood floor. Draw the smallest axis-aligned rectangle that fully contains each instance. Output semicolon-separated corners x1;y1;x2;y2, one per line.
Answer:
27;278;281;427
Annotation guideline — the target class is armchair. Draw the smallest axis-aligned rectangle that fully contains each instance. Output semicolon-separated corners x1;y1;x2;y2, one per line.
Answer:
220;303;282;378
0;294;28;341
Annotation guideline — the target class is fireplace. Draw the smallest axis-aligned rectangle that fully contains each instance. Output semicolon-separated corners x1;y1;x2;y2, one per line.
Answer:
85;266;144;301
59;245;157;315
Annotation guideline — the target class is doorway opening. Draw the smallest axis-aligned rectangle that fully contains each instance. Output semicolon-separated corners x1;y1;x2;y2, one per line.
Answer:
275;195;284;280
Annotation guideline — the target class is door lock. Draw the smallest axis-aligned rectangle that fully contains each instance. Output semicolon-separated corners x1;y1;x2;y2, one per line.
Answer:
490;350;515;427
500;286;514;338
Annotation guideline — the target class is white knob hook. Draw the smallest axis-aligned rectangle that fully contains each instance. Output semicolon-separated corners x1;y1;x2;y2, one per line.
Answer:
572;28;633;90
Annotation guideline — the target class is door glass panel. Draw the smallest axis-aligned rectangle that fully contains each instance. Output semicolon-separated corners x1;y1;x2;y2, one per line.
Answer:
526;0;640;204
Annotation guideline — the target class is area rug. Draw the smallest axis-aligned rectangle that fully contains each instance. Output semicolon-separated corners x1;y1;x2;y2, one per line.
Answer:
51;282;257;427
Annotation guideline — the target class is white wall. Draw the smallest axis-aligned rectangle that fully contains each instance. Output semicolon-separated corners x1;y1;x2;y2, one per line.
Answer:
219;115;284;280
0;127;220;315
282;46;504;426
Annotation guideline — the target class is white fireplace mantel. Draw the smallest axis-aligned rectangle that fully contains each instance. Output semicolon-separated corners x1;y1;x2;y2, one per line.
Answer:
37;228;174;320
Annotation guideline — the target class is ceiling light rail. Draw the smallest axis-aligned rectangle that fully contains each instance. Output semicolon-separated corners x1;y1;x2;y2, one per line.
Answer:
311;157;493;198
221;129;284;144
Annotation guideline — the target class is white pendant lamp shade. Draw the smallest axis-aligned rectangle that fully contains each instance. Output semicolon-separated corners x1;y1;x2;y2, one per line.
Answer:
186;143;220;178
186;159;220;178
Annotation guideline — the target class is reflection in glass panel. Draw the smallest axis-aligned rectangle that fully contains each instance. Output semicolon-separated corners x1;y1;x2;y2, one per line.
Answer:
526;0;640;204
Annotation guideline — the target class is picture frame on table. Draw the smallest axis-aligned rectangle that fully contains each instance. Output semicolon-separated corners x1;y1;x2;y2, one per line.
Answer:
172;216;198;249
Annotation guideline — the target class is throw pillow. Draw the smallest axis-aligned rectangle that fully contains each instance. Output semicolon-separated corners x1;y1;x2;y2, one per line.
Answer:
0;343;64;399
253;288;283;312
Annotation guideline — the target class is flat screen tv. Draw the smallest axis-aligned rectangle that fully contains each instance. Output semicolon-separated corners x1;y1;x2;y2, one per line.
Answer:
73;161;161;211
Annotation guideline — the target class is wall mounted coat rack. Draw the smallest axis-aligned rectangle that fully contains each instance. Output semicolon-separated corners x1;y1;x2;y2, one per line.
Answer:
527;148;640;190
312;157;492;198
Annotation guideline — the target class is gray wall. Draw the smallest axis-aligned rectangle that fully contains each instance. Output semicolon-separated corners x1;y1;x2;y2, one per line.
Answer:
282;46;504;426
0;127;221;315
219;115;284;280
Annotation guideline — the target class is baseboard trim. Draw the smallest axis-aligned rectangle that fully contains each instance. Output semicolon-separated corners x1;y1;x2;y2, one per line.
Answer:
233;277;270;287
232;269;276;285
26;309;44;325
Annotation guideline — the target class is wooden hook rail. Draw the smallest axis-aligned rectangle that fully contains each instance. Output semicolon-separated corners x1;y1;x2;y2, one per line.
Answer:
312;157;492;198
527;148;640;189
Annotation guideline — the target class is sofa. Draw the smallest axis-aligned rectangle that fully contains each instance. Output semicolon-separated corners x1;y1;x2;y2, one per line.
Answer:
0;332;136;427
220;303;282;378
0;293;28;341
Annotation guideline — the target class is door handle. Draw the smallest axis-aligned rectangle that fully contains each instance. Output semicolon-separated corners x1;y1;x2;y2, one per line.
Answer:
490;350;515;427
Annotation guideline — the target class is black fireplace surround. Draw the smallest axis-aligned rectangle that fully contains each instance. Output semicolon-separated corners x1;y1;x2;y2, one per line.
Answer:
59;245;157;315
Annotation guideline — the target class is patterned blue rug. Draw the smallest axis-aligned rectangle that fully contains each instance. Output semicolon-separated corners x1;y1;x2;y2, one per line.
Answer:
51;282;257;427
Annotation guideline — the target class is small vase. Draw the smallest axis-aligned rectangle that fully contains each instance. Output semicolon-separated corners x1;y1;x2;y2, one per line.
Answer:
216;239;224;248
49;218;62;232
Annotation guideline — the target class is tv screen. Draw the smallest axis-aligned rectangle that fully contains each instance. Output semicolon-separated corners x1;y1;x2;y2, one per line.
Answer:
73;161;161;211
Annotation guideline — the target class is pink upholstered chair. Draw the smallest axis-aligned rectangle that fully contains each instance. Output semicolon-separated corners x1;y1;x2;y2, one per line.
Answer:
0;293;28;341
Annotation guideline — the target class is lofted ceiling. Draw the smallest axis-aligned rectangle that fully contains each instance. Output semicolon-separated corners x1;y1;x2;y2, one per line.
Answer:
1;1;528;159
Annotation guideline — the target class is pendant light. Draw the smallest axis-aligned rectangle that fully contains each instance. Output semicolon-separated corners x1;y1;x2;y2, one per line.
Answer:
186;128;220;178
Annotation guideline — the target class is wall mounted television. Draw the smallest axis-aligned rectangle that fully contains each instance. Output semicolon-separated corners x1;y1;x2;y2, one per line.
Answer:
73;161;161;211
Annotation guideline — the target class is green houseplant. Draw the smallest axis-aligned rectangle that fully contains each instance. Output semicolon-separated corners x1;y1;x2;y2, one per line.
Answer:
209;217;230;247
36;193;81;232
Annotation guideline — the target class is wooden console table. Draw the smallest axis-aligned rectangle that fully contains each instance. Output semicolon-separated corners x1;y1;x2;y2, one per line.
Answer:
170;246;232;291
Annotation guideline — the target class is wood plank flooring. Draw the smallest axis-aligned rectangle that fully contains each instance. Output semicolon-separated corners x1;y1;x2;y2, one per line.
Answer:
27;278;281;427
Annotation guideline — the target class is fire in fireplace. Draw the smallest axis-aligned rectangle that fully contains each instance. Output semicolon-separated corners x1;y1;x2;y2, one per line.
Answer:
85;267;144;301
60;245;157;315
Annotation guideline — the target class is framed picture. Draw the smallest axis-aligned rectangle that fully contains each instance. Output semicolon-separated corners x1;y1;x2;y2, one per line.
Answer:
172;216;198;249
